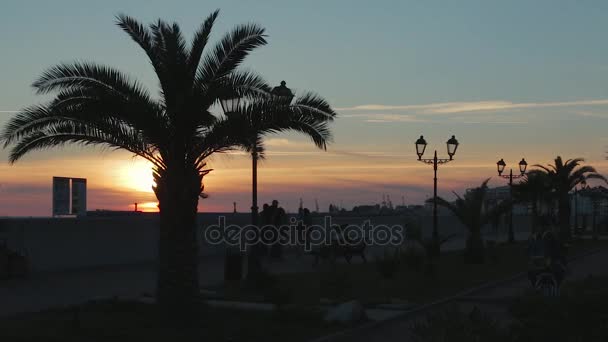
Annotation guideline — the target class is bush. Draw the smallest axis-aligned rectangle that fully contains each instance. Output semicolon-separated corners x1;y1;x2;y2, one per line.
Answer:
374;249;400;279
320;266;352;301
411;306;511;342
464;234;485;264
253;271;292;309
405;219;423;241
400;241;426;271
509;276;608;342
411;276;608;342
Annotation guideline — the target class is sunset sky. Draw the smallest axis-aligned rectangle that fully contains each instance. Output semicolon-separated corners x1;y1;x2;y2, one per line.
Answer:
2;0;608;216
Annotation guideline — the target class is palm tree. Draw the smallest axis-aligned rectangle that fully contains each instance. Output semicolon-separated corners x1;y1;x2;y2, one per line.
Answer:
578;186;608;239
227;85;334;280
0;11;336;318
534;156;606;241
433;179;511;263
512;170;553;233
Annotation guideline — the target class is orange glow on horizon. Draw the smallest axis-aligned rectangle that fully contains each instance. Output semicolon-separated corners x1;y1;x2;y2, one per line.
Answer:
137;201;159;212
117;160;155;194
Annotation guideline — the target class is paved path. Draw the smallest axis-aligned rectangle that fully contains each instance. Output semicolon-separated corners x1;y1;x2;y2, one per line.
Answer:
0;231;544;318
0;247;356;317
337;248;608;342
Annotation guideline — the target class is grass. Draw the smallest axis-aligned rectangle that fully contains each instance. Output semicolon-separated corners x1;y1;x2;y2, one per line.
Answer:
214;238;608;306
0;299;341;342
3;239;606;341
410;275;608;342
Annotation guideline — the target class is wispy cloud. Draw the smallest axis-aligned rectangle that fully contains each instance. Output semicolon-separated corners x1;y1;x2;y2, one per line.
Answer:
0;110;18;113
341;113;427;123
575;110;608;118
336;99;608;114
265;138;292;147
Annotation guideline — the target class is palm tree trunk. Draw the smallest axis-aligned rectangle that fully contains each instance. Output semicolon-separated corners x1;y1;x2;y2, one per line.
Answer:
466;228;485;264
155;166;202;320
558;194;571;241
531;201;538;234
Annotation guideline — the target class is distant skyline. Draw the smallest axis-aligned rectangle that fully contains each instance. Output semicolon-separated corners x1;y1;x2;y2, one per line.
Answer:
2;0;608;216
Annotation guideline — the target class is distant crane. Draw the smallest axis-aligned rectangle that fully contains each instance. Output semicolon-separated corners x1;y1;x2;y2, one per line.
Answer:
233;202;237;213
315;198;319;213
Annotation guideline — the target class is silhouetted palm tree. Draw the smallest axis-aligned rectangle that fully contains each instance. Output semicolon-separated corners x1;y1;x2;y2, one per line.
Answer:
0;11;335;318
578;186;608;239
534;156;606;241
512;170;553;233
434;179;511;263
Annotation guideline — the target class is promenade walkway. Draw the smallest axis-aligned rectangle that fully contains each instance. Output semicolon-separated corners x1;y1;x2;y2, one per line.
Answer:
338;247;608;342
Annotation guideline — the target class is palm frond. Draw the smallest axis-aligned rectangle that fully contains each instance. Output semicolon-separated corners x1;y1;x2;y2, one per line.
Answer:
2;87;167;150
8;121;155;165
115;14;161;69
32;62;151;99
187;10;220;78
196;23;266;85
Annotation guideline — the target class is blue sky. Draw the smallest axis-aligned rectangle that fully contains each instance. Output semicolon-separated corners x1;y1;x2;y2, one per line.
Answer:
1;0;608;215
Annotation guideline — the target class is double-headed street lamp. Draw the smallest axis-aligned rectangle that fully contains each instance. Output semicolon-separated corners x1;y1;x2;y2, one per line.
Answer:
496;158;528;243
415;135;459;255
574;180;588;234
220;81;294;227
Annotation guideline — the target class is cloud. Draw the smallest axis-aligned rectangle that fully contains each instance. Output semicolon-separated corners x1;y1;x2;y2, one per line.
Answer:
341;113;427;123
265;138;292;147
575;110;608;118
0;111;18;113
336;99;608;114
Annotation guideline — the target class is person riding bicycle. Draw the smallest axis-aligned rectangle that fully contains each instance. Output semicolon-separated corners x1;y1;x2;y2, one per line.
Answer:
527;222;567;292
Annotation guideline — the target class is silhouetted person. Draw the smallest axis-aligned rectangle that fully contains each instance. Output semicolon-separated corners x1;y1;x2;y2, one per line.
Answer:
269;200;285;259
258;203;272;256
527;217;567;289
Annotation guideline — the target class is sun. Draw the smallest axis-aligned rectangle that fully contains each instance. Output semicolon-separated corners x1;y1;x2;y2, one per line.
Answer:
119;160;156;193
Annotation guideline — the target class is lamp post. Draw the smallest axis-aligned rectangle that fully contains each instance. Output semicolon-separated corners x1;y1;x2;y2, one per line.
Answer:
574;185;579;234
220;81;294;227
219;81;294;281
496;158;528;243
415;135;459;256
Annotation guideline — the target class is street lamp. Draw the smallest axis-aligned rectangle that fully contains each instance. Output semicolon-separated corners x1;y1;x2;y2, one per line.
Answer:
415;135;459;256
219;81;294;281
271;80;295;102
496;158;528;243
219;81;294;227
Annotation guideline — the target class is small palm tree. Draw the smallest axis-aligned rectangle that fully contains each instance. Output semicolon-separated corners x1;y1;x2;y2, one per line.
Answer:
534;156;606;241
1;11;336;318
433;179;511;263
512;170;553;233
578;186;608;239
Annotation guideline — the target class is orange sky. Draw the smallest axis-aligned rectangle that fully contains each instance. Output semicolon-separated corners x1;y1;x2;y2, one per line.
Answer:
2;136;607;217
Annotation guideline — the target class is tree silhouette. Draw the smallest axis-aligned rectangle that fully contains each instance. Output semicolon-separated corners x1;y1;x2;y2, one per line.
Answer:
533;156;606;241
512;170;553;233
433;179;511;263
0;11;336;319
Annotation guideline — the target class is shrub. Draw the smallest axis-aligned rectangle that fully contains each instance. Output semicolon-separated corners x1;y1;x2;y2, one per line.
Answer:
400;241;426;271
320;266;352;301
404;219;423;241
509;277;608;342
374;248;400;279
411;306;511;342
412;276;608;342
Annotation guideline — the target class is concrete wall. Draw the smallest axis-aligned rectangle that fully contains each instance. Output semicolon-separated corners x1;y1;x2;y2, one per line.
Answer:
0;213;534;274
